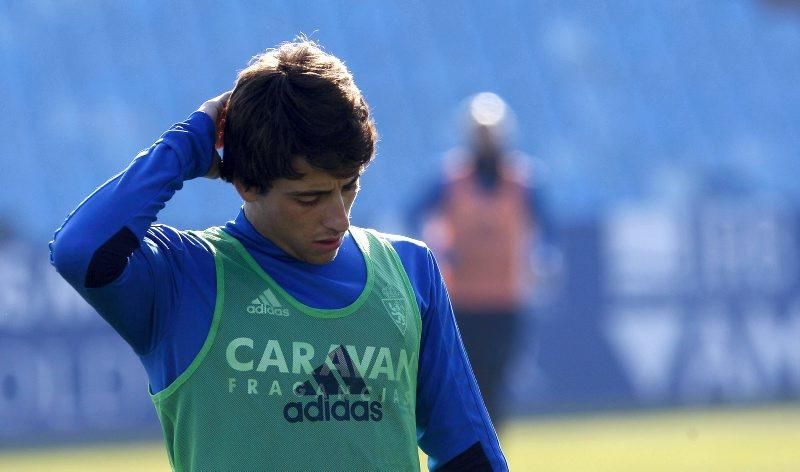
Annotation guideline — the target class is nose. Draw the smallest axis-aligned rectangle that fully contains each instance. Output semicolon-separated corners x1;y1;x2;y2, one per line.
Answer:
323;193;350;234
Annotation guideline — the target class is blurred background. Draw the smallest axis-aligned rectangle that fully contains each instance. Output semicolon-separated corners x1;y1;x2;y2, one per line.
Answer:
2;0;800;470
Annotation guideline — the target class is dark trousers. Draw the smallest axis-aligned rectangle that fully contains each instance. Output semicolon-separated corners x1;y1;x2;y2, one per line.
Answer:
454;309;520;431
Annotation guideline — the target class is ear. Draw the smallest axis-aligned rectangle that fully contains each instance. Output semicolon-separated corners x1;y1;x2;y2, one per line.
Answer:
234;180;260;202
215;106;227;149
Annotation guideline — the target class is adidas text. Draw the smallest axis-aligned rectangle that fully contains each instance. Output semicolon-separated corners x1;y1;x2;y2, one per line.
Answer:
248;288;290;316
247;304;290;316
283;396;383;423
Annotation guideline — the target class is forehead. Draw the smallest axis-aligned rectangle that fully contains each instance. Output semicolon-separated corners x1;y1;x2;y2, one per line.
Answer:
279;157;359;189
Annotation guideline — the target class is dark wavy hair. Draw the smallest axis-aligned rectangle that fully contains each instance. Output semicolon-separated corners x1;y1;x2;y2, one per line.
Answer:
220;39;378;193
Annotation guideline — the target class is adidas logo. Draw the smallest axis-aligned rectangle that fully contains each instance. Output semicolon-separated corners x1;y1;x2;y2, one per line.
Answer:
247;288;290;317
284;345;383;423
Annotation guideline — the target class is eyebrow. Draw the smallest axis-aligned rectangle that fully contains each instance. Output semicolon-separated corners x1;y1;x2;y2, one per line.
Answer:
286;175;360;197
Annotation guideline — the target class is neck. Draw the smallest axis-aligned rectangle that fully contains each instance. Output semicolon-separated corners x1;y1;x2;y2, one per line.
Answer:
474;152;501;189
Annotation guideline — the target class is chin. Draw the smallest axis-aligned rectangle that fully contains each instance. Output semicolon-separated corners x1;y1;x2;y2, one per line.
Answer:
306;250;340;265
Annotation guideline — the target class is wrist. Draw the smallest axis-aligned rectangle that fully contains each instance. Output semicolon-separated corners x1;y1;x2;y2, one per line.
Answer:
164;112;217;181
197;102;219;122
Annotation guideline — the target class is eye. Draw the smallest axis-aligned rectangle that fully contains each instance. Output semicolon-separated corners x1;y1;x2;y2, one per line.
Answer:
343;181;360;193
296;197;319;207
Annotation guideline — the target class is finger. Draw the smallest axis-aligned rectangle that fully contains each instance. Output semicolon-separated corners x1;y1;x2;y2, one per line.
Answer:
217;90;233;103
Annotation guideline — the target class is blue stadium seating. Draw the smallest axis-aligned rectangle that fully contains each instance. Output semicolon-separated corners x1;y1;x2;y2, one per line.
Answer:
1;0;798;241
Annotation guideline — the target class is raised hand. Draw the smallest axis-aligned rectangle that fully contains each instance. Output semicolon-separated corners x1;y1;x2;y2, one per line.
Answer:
197;91;232;179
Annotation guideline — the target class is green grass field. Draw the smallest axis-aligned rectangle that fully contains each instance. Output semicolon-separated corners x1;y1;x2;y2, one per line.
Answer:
1;405;798;471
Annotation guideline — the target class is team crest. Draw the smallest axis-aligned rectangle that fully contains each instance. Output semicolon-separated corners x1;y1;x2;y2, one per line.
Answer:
381;285;407;335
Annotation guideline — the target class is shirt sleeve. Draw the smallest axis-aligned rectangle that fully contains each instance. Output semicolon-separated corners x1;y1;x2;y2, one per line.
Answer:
49;112;217;355
414;248;508;471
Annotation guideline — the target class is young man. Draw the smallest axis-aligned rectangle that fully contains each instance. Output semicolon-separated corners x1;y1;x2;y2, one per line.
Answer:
50;40;506;471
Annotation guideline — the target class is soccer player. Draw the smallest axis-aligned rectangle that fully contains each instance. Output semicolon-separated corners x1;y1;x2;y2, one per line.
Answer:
50;40;507;471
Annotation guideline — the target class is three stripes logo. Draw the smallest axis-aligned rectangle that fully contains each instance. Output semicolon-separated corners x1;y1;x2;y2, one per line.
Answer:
283;345;383;423
247;288;290;317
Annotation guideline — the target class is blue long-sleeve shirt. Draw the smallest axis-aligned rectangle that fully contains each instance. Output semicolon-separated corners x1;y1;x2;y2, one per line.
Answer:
50;111;507;471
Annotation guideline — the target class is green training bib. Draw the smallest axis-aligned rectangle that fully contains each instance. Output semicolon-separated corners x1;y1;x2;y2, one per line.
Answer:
151;226;422;471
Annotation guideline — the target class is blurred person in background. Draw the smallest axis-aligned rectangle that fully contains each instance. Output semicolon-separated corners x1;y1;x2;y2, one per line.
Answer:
50;40;507;471
412;93;553;433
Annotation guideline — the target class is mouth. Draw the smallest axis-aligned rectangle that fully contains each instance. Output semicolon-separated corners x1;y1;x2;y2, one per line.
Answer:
313;235;344;251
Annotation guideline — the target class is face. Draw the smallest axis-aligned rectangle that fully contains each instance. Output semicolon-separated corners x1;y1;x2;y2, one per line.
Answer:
471;124;502;158
236;157;361;265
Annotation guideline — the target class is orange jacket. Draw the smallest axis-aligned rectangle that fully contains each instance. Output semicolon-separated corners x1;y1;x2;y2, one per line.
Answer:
428;164;534;312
